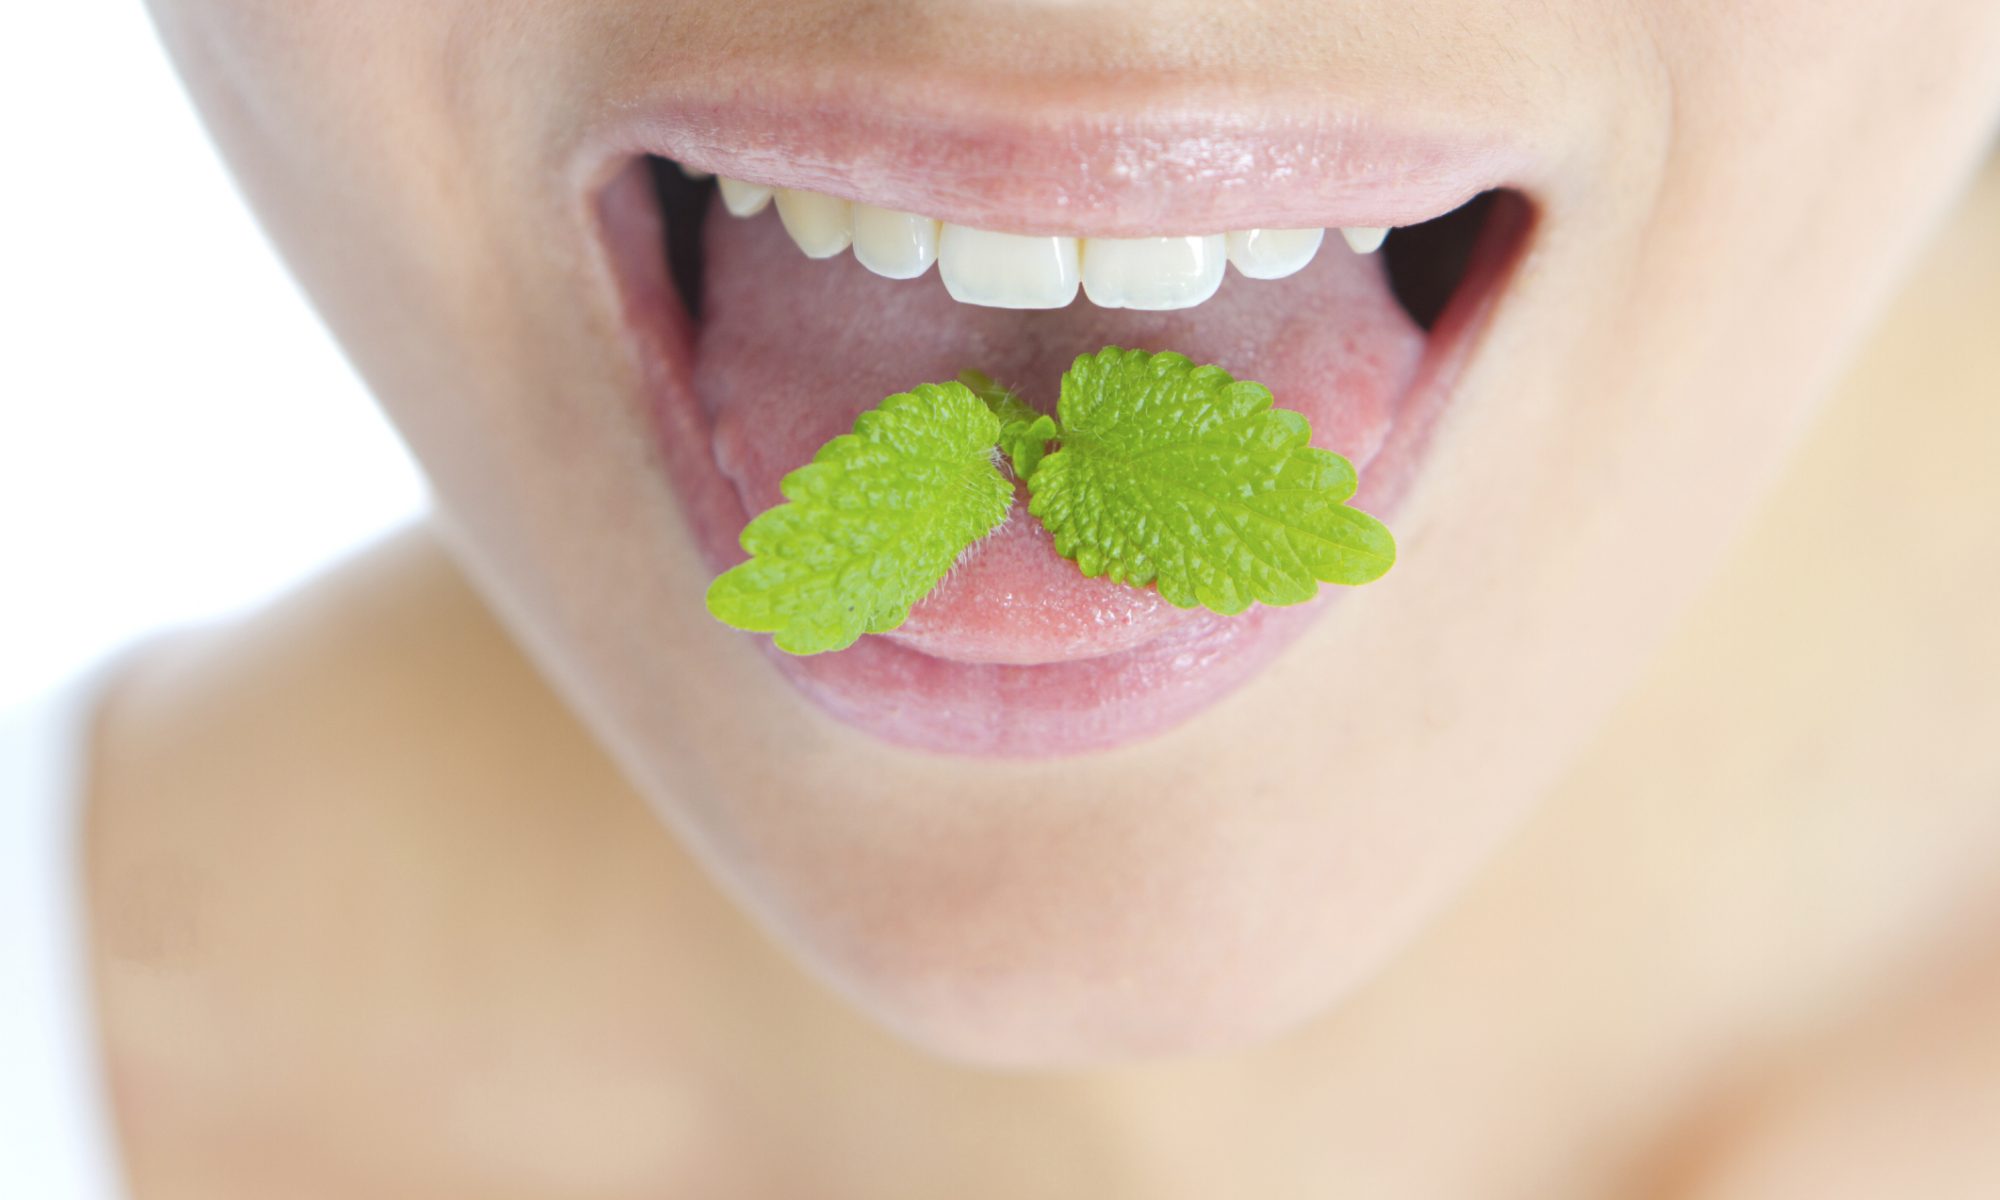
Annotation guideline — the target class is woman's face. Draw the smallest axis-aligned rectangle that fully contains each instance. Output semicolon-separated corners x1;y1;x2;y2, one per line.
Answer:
147;0;2000;1065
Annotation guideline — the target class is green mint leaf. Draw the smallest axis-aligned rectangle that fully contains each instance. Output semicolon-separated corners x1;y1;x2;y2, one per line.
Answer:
957;369;1034;424
959;369;1059;481
1026;347;1396;615
1006;413;1060;480
705;381;1012;654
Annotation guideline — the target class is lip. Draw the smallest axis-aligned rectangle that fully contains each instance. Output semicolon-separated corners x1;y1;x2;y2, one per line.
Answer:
586;96;1534;758
584;72;1533;238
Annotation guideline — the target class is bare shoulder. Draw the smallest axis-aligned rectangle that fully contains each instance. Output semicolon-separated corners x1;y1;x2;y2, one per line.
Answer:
83;512;638;998
80;518;686;1198
83;514;639;848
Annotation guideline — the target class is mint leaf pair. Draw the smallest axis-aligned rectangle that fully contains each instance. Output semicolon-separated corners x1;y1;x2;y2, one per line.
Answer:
705;347;1396;654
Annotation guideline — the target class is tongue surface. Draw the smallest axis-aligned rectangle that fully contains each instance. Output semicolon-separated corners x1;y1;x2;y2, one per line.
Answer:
699;202;1424;666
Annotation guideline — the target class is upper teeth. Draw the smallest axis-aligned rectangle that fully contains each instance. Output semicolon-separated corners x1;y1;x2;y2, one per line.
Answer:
853;205;941;280
707;174;1394;311
1339;226;1389;254
1225;227;1325;280
717;177;774;218
1081;235;1227;311
939;226;1078;309
774;189;853;258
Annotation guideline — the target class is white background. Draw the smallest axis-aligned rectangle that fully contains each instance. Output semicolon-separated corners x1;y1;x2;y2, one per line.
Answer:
0;4;426;709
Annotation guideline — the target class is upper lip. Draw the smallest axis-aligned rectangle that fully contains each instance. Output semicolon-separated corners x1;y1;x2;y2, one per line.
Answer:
581;73;1535;238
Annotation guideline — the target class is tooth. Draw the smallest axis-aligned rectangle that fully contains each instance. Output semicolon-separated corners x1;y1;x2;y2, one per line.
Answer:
1080;235;1227;310
1225;228;1325;280
852;205;941;279
717;177;772;218
938;225;1080;309
1340;226;1389;254
775;189;853;258
677;163;712;181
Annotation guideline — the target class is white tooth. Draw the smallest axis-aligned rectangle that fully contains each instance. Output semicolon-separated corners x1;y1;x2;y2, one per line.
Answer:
677;163;712;181
1225;228;1325;280
1080;235;1227;311
1340;226;1389;254
775;189;853;258
938;225;1080;309
852;205;940;279
717;177;772;217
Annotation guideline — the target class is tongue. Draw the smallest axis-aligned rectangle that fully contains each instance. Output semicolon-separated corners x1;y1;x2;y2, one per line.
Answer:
698;200;1424;666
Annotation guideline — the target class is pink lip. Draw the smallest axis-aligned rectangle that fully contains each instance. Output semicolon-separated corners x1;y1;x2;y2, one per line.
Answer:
588;107;1533;757
585;74;1532;238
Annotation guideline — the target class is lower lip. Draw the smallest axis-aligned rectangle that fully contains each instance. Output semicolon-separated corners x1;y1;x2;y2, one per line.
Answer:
599;163;1527;757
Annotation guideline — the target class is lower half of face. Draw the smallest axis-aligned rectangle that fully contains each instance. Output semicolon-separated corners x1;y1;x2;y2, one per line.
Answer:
147;0;2000;1066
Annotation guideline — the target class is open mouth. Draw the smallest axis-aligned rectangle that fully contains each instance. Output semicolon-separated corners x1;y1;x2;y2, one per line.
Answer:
591;102;1533;757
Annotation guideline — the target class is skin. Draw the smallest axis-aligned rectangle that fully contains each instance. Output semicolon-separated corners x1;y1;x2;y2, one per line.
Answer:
90;0;2000;1193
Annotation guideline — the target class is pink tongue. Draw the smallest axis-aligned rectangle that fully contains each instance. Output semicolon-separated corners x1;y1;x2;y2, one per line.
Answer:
699;201;1424;666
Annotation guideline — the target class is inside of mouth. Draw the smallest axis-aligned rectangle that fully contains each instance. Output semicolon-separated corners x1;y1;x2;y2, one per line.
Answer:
628;155;1522;666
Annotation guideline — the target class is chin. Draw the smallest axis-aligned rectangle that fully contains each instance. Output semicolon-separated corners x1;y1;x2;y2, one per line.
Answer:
659;760;1517;1070
768;884;1386;1070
